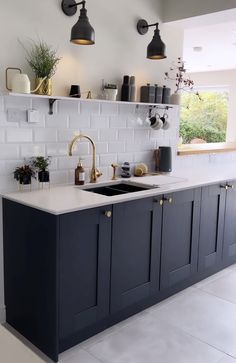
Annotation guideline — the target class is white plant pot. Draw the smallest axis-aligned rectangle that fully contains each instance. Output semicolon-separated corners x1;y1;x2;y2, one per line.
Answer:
170;93;181;105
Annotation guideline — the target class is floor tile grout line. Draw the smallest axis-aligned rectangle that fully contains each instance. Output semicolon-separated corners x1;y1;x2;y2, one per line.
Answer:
153;314;233;359
197;287;236;307
81;348;104;363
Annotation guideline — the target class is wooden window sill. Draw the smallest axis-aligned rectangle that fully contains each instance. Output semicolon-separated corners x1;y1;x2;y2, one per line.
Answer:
177;142;236;156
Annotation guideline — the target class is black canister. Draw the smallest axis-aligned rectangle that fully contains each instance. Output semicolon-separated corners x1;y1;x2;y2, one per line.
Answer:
155;147;172;173
162;86;171;104
140;84;155;103
130;76;136;102
121;75;131;101
155;84;163;104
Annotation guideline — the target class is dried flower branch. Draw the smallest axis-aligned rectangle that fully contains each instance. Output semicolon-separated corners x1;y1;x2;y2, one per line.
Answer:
165;57;202;100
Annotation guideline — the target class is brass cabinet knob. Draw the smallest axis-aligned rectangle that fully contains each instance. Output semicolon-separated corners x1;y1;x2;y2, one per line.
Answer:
104;211;112;218
154;199;164;206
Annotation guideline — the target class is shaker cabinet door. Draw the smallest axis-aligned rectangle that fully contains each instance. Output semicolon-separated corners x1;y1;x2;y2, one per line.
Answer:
223;180;236;266
198;184;226;274
59;206;112;347
110;197;162;314
160;188;201;290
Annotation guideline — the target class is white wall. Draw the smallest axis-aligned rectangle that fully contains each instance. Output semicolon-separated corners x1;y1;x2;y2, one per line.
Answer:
0;0;182;97
190;70;236;142
162;0;236;22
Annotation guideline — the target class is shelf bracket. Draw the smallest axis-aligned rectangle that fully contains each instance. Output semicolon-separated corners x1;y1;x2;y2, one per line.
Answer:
48;99;57;115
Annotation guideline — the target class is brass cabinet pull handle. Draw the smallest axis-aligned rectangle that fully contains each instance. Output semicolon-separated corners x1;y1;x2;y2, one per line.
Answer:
227;184;234;189
220;185;228;190
164;197;173;204
104;211;112;218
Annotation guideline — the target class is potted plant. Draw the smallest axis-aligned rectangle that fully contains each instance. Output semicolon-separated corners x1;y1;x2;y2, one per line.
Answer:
21;40;61;96
164;57;201;104
14;164;36;185
31;156;51;183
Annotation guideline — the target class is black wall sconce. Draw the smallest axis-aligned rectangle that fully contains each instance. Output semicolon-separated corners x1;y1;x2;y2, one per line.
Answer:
61;0;95;45
137;19;166;60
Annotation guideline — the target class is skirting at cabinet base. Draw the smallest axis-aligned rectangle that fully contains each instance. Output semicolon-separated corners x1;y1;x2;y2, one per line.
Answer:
0;306;6;323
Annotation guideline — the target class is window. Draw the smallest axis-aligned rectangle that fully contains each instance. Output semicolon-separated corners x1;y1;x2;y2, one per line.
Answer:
179;87;229;145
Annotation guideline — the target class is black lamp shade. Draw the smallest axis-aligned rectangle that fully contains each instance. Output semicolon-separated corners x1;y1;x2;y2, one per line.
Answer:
71;7;95;45
147;28;166;60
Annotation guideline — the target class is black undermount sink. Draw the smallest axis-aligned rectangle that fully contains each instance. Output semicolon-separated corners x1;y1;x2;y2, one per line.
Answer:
83;182;153;196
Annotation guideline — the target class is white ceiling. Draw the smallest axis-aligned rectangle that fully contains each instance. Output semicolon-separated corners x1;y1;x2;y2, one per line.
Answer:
183;18;236;73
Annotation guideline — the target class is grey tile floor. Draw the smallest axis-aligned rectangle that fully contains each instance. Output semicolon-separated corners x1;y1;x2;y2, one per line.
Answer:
2;264;236;363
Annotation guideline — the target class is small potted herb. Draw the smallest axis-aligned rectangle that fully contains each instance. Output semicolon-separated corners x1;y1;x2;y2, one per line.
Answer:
31;156;51;183
20;40;61;96
14;165;36;185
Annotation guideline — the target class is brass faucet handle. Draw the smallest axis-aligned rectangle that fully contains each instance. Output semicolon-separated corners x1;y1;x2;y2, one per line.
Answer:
111;163;119;180
96;169;103;178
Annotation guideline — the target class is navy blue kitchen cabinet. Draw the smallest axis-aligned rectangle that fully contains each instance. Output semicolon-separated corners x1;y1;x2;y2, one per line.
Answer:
160;188;201;290
3;183;236;363
198;184;226;275
110;197;162;313
59;206;112;352
223;180;236;266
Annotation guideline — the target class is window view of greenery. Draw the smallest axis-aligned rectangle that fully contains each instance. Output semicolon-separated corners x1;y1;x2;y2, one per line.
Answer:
180;91;228;144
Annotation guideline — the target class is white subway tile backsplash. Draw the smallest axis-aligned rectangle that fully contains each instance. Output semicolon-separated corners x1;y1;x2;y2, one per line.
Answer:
0;161;6;175
31;97;49;114
6;128;32;143
46;114;69;128
69;114;90;129
118;129;134;141
79;129;99;141
20;144;45;158
119;103;136;115
80;101;100;115
4;96;233;193
69;142;90;156
100;102;118;115
99;129;117;141
117;153;134;164
4;96;31;110
0;145;19;159
0;111;18;128
0;129;5;143
134;129;150;142
58;100;79;114
109;116;126;128
34;129;57;142
0;97;4;112
57;129;80;142
50;170;68;185
96;142;108;154
90;115;109;129
46;143;68;156
100;153;117;166
108;142;125;153
58;156;78;170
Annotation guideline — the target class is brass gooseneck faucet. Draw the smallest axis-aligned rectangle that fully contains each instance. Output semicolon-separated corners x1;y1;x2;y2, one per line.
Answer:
69;134;102;183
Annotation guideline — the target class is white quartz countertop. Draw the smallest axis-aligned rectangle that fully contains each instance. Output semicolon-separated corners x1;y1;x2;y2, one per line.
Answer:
2;166;236;215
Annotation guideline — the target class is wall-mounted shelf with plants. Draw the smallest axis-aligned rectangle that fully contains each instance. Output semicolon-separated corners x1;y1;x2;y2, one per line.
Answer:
6;92;175;115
